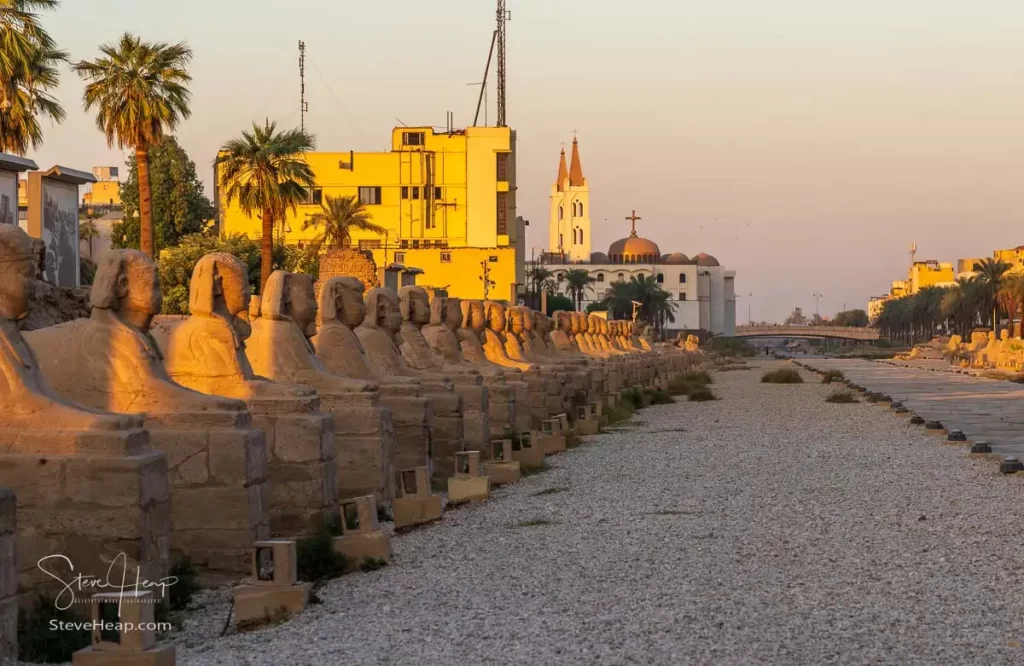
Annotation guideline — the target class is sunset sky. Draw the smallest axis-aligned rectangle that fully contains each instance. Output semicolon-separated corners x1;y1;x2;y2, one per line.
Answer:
24;0;1024;322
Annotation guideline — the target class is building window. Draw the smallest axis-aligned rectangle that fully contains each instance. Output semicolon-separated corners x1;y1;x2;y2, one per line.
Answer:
402;131;425;146
306;187;323;205
434;187;442;200
394;252;405;263
558;205;563;221
496;153;509;181
358;239;381;250
680;293;687;301
496;192;508;235
412;240;420;249
489;255;498;262
401;186;409;199
441;252;452;263
557;273;564;281
411;187;420;200
656;273;664;284
358;186;382;205
559;233;563;248
597;273;605;283
617;273;624;281
679;273;686;283
578;201;584;216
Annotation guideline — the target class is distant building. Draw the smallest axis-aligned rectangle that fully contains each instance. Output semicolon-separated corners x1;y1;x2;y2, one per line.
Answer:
870;259;955;319
538;139;735;336
82;166;121;209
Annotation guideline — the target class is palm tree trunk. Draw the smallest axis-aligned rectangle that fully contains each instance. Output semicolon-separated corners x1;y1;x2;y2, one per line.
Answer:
136;148;155;257
260;207;274;294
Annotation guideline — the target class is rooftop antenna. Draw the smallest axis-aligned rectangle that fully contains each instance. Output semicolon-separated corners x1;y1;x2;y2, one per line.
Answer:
909;242;917;266
468;81;488;127
472;31;497;126
299;41;308;132
496;0;509;127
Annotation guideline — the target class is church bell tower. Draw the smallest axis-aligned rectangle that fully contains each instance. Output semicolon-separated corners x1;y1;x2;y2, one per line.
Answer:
548;136;591;262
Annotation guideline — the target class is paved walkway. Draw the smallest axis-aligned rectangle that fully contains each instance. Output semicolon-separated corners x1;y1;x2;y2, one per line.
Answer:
800;358;1024;457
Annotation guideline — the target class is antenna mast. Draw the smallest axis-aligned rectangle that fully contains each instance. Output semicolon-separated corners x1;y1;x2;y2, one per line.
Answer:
299;41;308;132
496;0;509;127
908;242;917;266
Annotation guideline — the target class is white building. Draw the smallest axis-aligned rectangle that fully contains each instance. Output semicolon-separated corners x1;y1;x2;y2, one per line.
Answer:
539;139;736;337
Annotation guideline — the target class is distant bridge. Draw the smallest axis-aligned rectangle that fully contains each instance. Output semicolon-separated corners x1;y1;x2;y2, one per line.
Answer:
734;325;879;341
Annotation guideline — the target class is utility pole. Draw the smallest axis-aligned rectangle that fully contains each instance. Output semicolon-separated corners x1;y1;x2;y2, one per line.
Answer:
496;0;509;127
748;292;752;325
299;41;308;133
813;292;823;317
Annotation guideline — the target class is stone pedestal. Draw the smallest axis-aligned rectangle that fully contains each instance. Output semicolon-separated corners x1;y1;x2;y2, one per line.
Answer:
448;451;489;504
482;439;521;486
73;646;176;666
0;489;14;662
511;434;546;470
538;419;567;455
333;496;391;567
393;467;442;530
234;539;310;626
74;590;175;665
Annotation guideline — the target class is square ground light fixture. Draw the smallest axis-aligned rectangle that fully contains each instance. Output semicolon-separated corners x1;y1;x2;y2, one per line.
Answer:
90;590;156;652
251;540;298;588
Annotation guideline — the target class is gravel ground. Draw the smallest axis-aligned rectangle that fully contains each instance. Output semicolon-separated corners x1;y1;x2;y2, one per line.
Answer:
166;360;1024;665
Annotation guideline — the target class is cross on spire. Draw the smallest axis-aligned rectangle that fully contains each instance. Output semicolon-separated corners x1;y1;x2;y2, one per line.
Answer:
626;210;641;237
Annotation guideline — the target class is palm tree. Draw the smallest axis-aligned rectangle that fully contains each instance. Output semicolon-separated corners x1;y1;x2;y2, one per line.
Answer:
302;195;385;255
603;274;676;334
977;258;1010;332
0;0;62;110
0;40;65;154
560;268;596;311
997;274;1024;336
526;264;556;308
79;217;99;260
217;120;316;293
73;34;193;258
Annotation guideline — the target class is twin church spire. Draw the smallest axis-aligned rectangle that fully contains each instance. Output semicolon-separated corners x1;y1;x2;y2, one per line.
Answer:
555;137;585;192
549;135;590;261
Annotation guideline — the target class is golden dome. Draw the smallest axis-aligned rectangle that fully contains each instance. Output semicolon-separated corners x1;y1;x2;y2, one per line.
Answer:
662;252;690;265
608;233;661;263
694;252;720;267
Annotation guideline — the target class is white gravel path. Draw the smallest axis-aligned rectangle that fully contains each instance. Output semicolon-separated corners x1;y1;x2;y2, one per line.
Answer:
169;360;1024;665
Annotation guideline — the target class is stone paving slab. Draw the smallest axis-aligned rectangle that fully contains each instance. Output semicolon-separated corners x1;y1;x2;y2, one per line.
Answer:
801;359;1024;458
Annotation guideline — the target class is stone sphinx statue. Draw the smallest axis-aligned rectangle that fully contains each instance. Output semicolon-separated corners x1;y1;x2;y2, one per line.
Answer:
356;286;464;478
26;249;268;575
420;293;518;437
150;253;336;535
0;226;170;594
979;331;1001;368
995;329;1024;371
310;277;433;486
489;302;570;421
245;270;397;503
397;286;490;449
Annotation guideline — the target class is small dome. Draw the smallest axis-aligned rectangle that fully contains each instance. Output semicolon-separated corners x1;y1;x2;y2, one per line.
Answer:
608;234;661;263
662;252;690;265
694;252;720;267
590;251;609;263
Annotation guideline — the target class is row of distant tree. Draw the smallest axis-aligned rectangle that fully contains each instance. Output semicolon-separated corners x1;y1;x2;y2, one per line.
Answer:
4;1;382;298
782;307;870;328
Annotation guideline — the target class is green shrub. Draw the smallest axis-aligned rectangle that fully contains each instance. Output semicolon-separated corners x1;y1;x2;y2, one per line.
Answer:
821;369;845;384
168;557;200;611
688;388;717;401
621;388;646;409
825;389;858;403
296;525;349;582
605;400;636;424
668;371;712;396
645;389;675;405
358;557;389;573
18;596;90;663
761;368;804;384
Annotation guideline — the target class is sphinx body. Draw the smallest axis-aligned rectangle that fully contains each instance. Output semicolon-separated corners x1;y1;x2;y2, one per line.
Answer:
398;286;490;451
420;293;521;437
150;253;336;535
355;287;465;479
0;227;170;594
245;271;398;504
26;250;268;575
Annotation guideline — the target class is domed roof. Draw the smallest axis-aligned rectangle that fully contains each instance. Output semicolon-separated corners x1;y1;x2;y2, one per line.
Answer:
608;233;661;261
662;252;690;265
590;251;609;263
694;252;720;267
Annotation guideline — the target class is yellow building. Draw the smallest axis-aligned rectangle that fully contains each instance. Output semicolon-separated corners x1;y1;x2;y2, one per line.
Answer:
217;126;524;301
82;166;121;208
994;246;1024;274
908;260;955;293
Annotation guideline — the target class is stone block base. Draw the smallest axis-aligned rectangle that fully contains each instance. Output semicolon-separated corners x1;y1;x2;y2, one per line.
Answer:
430;414;464;482
482;461;521;486
511;444;545;470
393;495;443;530
73;646;176;666
463;411;489;450
448;476;489;504
537;434;566;455
233;583;311;626
576;419;600;436
333;531;391;565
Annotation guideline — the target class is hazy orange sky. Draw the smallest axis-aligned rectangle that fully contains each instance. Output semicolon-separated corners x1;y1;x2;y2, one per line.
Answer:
22;0;1024;322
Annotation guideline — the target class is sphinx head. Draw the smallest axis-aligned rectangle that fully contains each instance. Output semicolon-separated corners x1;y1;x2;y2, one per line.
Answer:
462;299;487;332
0;225;36;322
91;249;163;331
444;297;462;332
364;287;402;335
484;300;507;332
520;307;536;332
427;293;447;327
262;271;318;337
506;306;526;335
190;252;252;339
535;312;551;336
1002;328;1010;341
318;276;367;329
552;311;571;334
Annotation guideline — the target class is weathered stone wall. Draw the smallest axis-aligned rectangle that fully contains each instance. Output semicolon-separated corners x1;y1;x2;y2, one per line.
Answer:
0;488;15;662
317;248;379;292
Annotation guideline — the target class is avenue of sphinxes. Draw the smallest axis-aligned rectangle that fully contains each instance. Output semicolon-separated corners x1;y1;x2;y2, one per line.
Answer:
0;233;693;644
